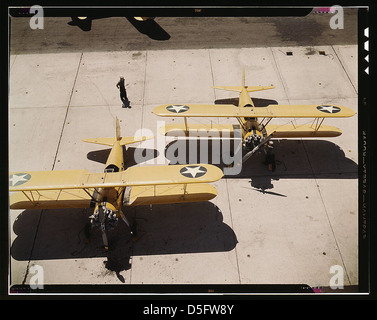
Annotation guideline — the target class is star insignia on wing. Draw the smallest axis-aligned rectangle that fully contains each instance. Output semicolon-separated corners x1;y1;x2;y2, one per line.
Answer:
316;105;341;114
9;173;31;187
166;105;190;113
180;166;207;178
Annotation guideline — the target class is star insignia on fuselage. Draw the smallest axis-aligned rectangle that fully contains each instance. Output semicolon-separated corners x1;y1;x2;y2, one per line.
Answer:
180;165;207;178
9;173;31;187
166;105;190;113
316;105;341;114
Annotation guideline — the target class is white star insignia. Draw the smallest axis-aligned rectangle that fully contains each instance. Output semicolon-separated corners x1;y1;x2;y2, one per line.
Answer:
9;173;31;187
317;105;340;113
166;105;189;113
180;166;207;178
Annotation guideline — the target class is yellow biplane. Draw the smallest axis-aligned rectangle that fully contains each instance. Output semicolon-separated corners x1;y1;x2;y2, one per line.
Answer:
9;117;223;250
153;70;356;165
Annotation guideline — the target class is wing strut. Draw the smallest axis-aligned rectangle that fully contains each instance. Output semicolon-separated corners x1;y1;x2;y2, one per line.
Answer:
311;118;325;132
21;191;37;206
184;117;189;135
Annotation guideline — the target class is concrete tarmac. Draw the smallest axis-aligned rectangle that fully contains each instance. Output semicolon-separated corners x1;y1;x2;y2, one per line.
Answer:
8;10;359;293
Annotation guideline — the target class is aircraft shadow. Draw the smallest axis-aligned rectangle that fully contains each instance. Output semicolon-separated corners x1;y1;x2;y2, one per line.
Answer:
164;138;358;185
11;202;237;272
214;97;278;107
126;17;171;41
87;146;159;169
68;16;171;40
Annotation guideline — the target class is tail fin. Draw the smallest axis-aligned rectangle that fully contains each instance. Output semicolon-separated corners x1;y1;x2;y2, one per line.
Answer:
213;69;275;93
115;116;121;141
83;116;153;146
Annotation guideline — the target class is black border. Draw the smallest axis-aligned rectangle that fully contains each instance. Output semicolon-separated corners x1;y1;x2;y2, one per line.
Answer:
2;2;375;301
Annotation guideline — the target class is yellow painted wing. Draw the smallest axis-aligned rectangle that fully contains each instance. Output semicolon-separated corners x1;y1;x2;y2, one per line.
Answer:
9;165;223;209
261;104;356;118
9;165;223;192
159;123;236;136
153;104;237;117
121;164;223;186
9;170;91;192
125;183;218;206
10;189;93;210
153;104;356;118
264;123;343;138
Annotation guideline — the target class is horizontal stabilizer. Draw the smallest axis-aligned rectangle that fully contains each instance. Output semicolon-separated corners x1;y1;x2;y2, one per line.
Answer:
213;85;275;93
119;136;153;146
82;136;153;146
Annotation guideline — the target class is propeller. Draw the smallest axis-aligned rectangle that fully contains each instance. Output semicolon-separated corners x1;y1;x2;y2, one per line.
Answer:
242;131;275;164
98;203;109;251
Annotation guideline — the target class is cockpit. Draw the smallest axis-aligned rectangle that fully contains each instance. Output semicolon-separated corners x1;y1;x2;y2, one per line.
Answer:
104;164;120;173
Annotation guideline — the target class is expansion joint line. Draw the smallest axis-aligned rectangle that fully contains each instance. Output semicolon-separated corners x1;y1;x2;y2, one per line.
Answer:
224;179;242;284
331;45;357;95
51;52;83;171
140;51;148;136
301;141;352;286
208;49;219;125
22;209;44;286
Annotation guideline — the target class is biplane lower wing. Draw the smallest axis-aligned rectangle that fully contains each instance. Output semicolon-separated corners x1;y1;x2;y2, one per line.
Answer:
153;104;356;118
264;123;343;138
124;183;218;206
9;164;223;209
9;189;93;210
159;122;342;138
159;123;237;136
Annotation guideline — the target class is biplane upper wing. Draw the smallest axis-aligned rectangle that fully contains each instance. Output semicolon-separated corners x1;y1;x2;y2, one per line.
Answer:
261;104;356;118
9;165;223;209
153;104;356;118
120;164;224;186
9;165;223;192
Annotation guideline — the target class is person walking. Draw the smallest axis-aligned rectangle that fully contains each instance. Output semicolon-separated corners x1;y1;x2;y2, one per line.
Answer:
116;76;130;108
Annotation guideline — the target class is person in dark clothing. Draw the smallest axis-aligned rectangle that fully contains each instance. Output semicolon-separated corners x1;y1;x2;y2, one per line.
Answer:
264;141;276;171
116;76;130;108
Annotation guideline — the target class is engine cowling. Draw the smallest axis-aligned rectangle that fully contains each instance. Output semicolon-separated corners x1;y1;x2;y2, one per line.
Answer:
90;202;118;230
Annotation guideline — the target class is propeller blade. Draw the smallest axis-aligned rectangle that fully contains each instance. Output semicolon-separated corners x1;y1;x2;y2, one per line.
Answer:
98;204;109;251
101;223;109;251
242;132;275;163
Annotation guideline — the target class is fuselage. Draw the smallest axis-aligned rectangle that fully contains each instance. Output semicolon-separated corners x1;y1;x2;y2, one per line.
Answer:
238;87;264;140
93;139;126;219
